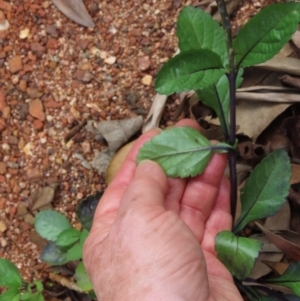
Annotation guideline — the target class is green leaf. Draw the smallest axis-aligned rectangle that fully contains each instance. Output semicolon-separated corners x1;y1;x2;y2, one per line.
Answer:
0;289;20;301
233;2;300;68
234;150;291;233
40;242;68;265
0;258;22;289
74;262;93;292
215;230;262;280
66;242;82;262
35;210;71;241
264;262;300;297
76;192;101;231
137;127;229;178
22;292;44;301
88;291;97;299
20;292;31;300
196;68;243;137
56;228;81;247
155;49;226;95
79;229;89;248
177;6;228;66
12;294;21;301
34;281;43;293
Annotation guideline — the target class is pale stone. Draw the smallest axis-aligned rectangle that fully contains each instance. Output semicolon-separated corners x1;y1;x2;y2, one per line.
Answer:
104;56;116;65
141;74;152;86
19;28;30;39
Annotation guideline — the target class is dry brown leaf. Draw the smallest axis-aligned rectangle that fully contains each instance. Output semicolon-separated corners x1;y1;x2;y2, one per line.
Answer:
237;86;297;93
205;98;290;140
249;252;283;280
280;74;300;89
235;101;290;140
256;56;300;76
290;196;300;234
242;68;271;88
242;281;293;295
105;140;136;185
52;0;95;28
237;141;269;162
256;222;300;261
143;94;168;132
277;42;294;57
289;188;300;208
291;164;300;184
49;273;84;293
261;260;289;275
91;150;114;176
267;134;290;152
29;186;57;211
292;29;300;49
199;120;225;141
236;92;300;103
249;233;283;279
88;116;143;151
264;200;290;231
281;116;300;164
251;234;281;253
29;230;48;249
211;0;240;23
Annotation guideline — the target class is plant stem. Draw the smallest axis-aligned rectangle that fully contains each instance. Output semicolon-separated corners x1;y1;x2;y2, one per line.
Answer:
213;84;230;141
215;0;237;225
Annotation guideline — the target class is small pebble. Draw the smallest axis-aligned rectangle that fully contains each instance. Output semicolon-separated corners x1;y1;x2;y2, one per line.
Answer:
141;74;152;86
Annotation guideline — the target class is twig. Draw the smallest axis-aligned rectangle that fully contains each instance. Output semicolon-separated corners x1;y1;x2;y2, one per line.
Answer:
64;120;87;142
49;273;84;293
215;0;237;225
236;92;300;102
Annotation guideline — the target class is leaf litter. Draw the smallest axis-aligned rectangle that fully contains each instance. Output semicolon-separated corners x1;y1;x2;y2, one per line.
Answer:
52;0;95;28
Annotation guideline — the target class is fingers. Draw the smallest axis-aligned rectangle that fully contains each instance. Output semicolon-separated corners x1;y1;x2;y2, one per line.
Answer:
176;118;203;131
93;128;161;221
164;119;202;212
118;160;168;213
92;118;206;229
94;119;203;218
180;153;228;241
201;176;232;253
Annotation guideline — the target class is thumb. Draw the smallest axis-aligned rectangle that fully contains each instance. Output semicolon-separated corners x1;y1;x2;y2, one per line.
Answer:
118;160;168;213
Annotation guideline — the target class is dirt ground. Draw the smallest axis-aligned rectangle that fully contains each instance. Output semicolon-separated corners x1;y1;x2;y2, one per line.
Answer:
0;0;278;295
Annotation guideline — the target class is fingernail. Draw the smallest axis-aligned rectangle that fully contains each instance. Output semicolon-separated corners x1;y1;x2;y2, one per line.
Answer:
138;159;154;166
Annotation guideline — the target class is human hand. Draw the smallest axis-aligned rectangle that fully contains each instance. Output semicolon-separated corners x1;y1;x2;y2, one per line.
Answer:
83;119;243;301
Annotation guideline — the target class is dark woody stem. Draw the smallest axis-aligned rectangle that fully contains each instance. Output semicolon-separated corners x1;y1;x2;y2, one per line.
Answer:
215;0;237;226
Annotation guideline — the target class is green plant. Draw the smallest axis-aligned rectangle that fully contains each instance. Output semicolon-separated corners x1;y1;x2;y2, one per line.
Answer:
35;210;88;265
34;210;92;293
138;2;300;300
33;193;100;296
0;258;44;301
